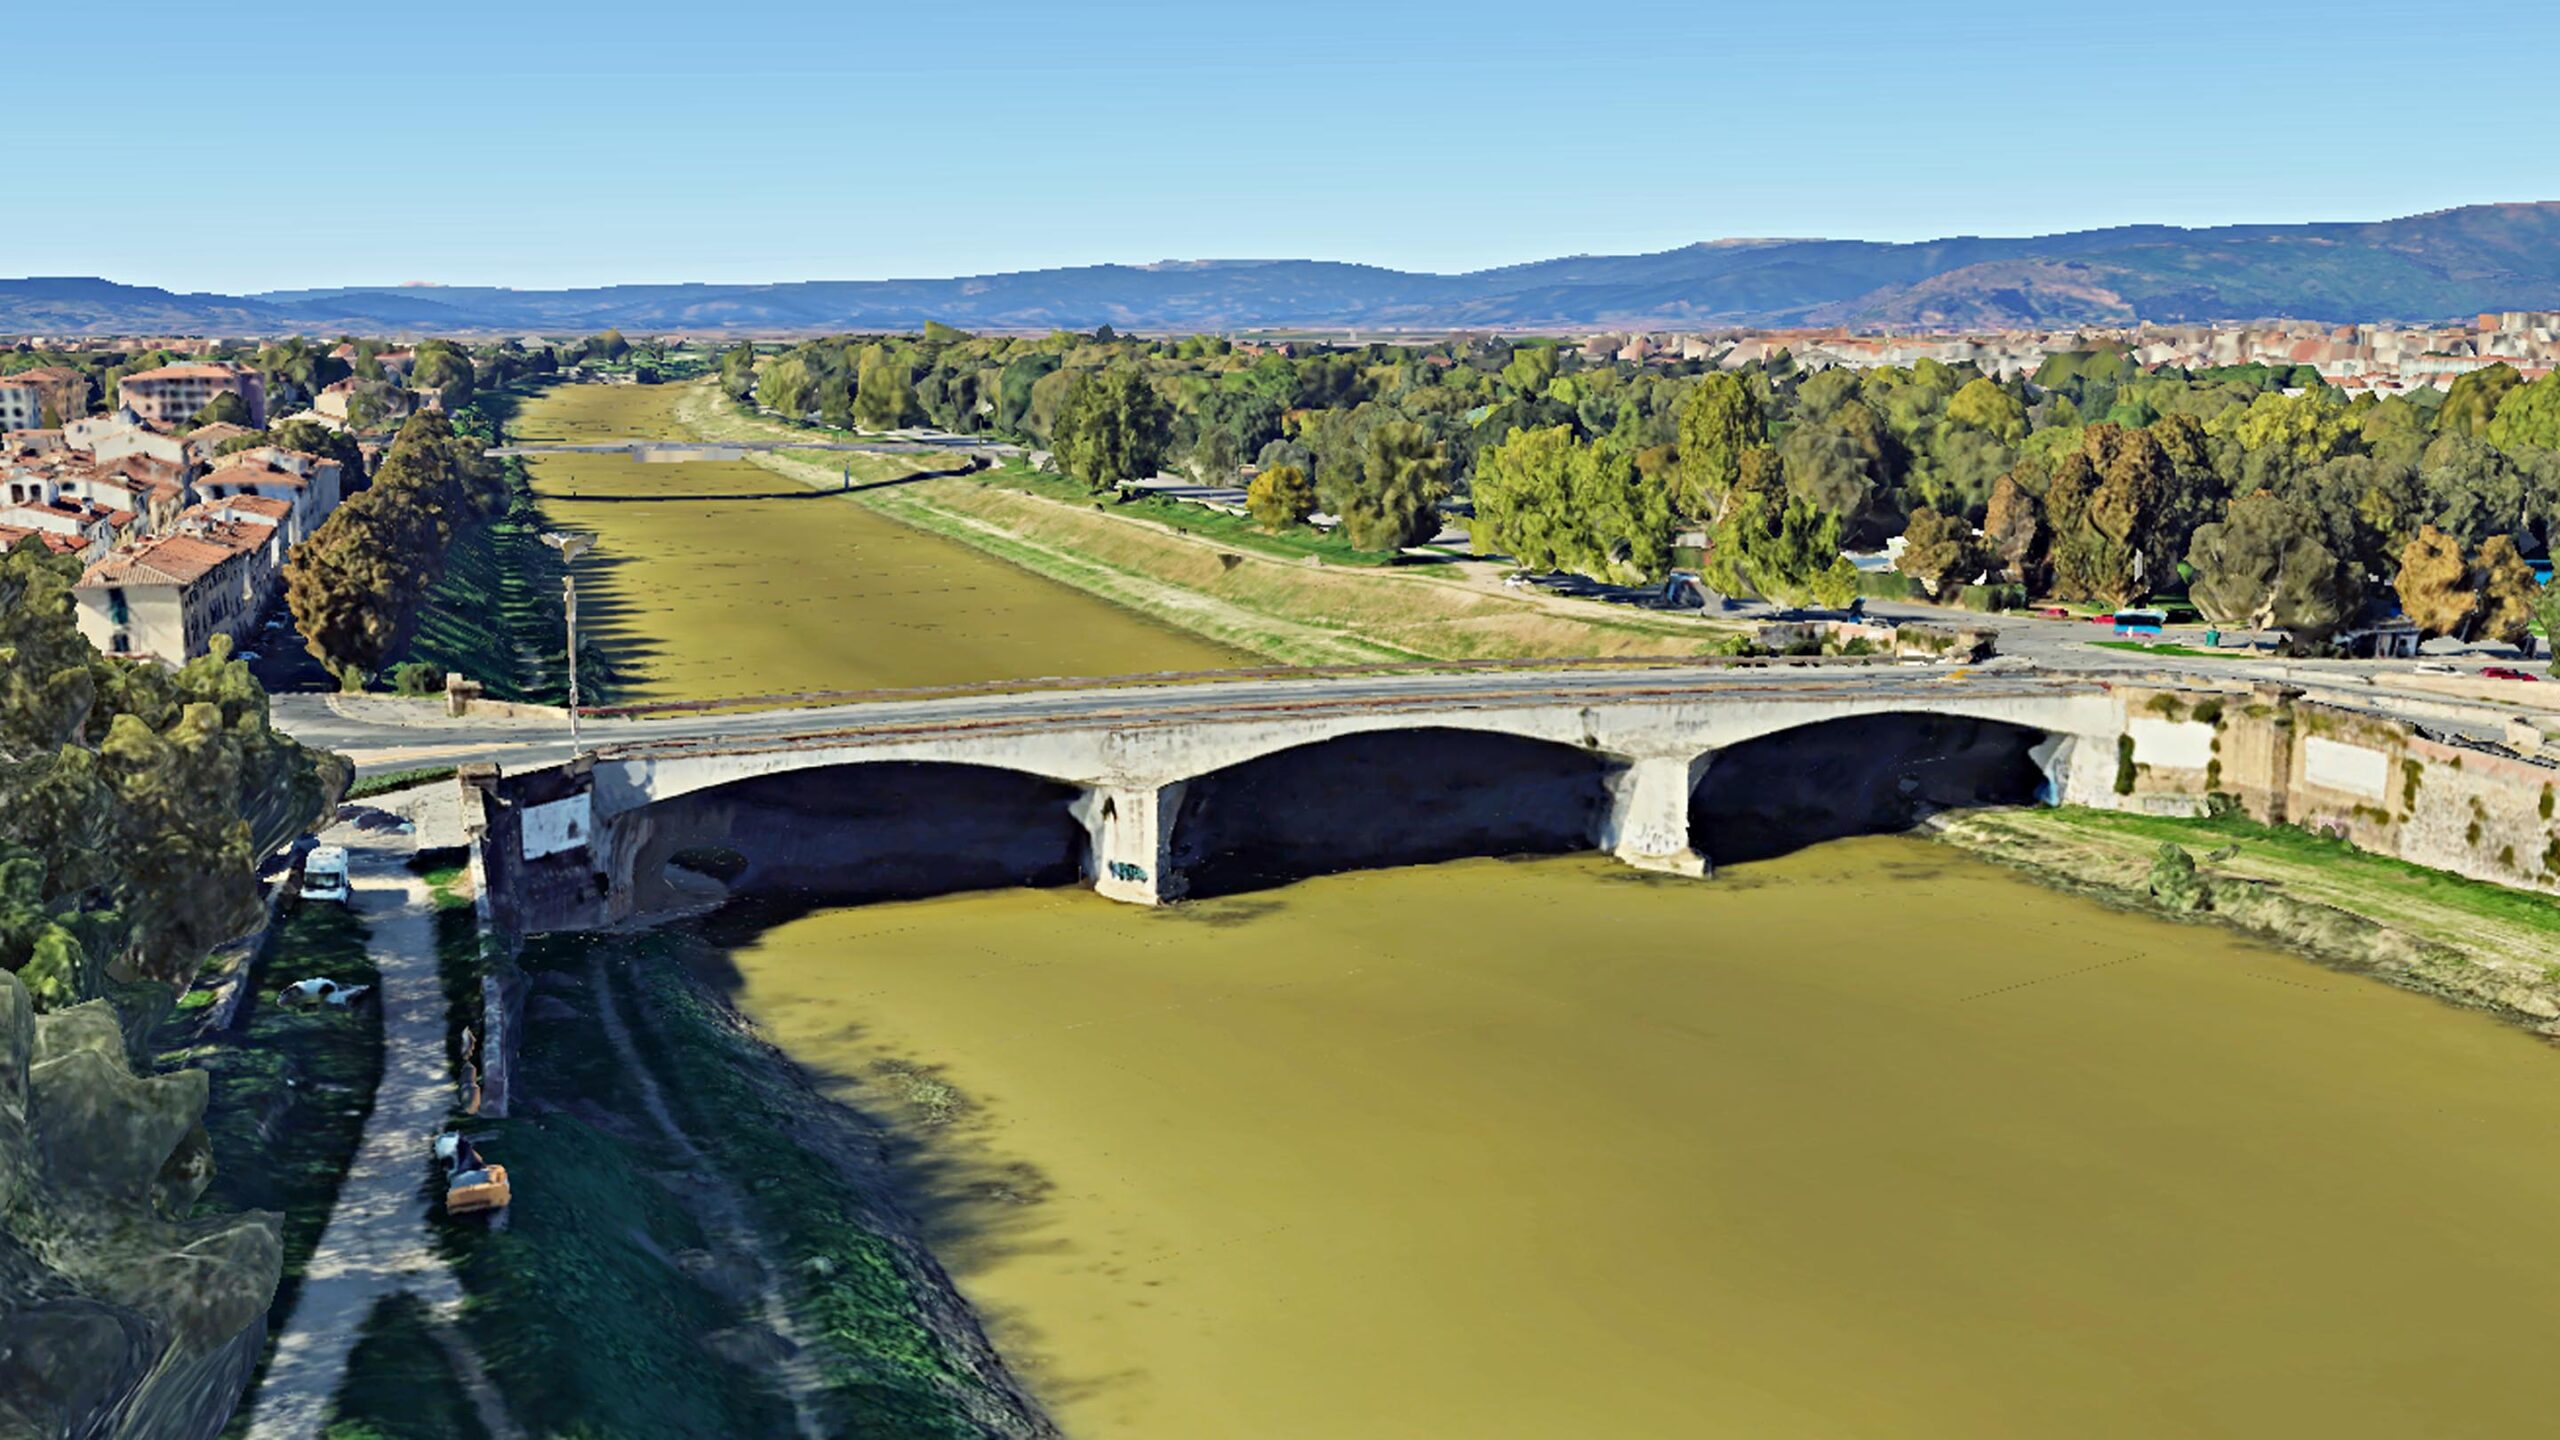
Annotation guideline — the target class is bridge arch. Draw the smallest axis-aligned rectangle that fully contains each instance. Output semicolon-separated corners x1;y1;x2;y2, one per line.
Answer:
613;757;1087;914
1163;725;1627;899
1690;709;2062;865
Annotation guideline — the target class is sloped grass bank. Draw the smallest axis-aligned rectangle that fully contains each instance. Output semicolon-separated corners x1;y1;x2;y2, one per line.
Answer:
1937;806;2560;1027
433;925;1043;1439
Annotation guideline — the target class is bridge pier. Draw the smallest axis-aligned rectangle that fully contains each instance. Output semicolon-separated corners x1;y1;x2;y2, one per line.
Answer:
1077;781;1187;906
1597;751;1712;878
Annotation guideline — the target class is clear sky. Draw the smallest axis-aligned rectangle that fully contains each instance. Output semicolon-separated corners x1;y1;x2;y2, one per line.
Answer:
18;0;2556;292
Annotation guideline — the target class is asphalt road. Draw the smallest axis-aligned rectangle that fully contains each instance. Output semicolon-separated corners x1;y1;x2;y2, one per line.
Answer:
272;645;2546;780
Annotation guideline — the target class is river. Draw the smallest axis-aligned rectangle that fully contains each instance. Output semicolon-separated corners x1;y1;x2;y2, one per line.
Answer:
510;383;1250;700
525;384;2560;1437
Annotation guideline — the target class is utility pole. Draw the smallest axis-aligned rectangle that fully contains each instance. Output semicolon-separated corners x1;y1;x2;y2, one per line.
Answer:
540;531;595;751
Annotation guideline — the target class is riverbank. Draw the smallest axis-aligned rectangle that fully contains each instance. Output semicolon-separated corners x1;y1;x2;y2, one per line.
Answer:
437;914;1055;1440
672;384;1744;666
1932;805;2560;1032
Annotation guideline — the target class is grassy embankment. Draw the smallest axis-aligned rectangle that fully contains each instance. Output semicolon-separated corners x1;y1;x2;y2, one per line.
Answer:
153;901;383;1439
322;1295;490;1440
1938;806;2560;1026
422;924;1006;1439
675;384;1744;667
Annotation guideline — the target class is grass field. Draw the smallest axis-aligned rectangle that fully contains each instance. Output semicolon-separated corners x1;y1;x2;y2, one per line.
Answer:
679;384;1745;669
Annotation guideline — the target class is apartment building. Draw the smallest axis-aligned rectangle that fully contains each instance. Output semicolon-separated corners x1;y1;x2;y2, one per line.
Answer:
115;362;267;428
72;514;281;663
0;377;44;430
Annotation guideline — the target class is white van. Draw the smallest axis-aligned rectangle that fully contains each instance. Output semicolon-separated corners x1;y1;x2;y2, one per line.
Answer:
299;846;351;905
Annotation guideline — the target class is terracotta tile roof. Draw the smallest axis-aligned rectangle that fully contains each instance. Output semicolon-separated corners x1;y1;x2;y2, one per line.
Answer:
121;363;253;383
0;525;80;555
78;520;274;587
193;494;291;522
202;459;308;489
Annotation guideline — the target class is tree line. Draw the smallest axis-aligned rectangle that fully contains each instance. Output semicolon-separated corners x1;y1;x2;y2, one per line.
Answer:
283;411;510;685
725;327;2560;647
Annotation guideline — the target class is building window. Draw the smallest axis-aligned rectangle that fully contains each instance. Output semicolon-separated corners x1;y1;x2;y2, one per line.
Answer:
106;588;129;626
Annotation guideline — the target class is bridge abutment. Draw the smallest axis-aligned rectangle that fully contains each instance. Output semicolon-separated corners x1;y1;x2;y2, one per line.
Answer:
1077;781;1188;906
1596;751;1713;878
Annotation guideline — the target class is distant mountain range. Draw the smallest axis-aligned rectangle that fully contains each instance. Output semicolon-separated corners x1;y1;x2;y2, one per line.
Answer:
12;204;2560;336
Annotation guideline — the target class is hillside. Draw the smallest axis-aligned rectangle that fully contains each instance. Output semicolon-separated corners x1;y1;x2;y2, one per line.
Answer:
10;203;2560;335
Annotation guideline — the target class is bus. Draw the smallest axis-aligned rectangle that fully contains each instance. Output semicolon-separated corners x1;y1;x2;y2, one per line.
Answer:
2112;608;2167;639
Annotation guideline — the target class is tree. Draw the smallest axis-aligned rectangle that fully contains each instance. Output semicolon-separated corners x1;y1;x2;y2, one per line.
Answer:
1709;490;1844;610
1323;422;1449;553
1050;365;1173;493
2437;362;2521;437
1245;464;1314;532
1897;507;1990;597
2486;370;2560;454
186;392;251;431
284;412;506;683
2474;535;2539;649
1471;425;1578;571
2046;425;2177;606
717;342;758;401
2184;492;2361;638
2;539;338;1005
2528;581;2560;674
852;345;918;430
590;329;633;363
2394;524;2478;639
1944;377;2028;444
1672;372;1765;519
1982;469;2048;587
410;342;476;410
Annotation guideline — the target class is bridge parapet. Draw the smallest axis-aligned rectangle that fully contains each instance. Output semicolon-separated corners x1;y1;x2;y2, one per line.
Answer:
476;674;2135;929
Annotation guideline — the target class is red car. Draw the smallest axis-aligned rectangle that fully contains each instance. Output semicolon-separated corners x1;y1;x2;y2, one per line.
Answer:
2480;666;2539;682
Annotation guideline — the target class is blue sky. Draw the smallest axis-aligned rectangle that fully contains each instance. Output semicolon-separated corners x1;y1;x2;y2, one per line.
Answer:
17;0;2556;291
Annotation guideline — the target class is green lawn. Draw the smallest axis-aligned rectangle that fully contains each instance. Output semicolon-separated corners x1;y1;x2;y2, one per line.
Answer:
955;459;1405;568
2091;639;2238;659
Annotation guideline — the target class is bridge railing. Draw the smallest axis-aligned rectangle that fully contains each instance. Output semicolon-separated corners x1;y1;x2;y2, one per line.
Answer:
578;651;1927;720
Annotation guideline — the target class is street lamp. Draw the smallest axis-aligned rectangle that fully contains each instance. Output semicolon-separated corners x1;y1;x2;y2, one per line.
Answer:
540;531;594;750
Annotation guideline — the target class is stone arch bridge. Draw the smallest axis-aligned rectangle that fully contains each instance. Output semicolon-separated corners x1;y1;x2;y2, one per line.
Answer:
462;669;2133;937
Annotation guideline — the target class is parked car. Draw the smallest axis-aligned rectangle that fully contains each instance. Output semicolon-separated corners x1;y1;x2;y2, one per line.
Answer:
2414;662;2461;675
299;845;351;904
278;977;371;1009
2480;666;2539;682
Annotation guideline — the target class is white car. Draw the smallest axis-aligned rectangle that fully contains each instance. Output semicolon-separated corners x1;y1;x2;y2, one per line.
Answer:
299;845;351;904
2414;662;2460;675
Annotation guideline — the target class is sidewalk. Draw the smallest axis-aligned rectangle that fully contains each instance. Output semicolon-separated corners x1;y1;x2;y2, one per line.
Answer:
242;801;517;1439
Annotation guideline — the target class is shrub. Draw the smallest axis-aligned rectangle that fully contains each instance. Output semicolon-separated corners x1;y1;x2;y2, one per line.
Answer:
388;661;447;696
2114;734;2138;795
2148;843;2208;912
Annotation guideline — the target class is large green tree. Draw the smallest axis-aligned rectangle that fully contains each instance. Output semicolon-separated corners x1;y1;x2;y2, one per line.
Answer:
1672;373;1765;520
1323;421;1449;553
1051;365;1173;493
2184;493;2362;638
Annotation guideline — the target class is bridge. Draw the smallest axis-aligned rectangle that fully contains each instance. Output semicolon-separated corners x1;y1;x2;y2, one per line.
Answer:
454;664;2135;939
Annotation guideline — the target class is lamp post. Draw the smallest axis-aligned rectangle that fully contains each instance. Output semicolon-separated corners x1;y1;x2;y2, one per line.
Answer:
539;531;594;750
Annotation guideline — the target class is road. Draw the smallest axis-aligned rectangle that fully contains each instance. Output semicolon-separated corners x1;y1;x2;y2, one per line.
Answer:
271;647;2549;780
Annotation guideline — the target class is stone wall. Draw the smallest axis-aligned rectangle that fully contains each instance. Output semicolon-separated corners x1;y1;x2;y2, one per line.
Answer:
2106;682;2560;896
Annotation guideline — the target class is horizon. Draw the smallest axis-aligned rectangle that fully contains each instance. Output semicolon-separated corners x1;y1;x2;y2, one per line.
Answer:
16;0;2556;292
19;197;2560;299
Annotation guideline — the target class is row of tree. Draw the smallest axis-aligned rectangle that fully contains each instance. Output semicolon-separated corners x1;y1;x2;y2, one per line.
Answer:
283;412;509;684
1;538;341;1008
